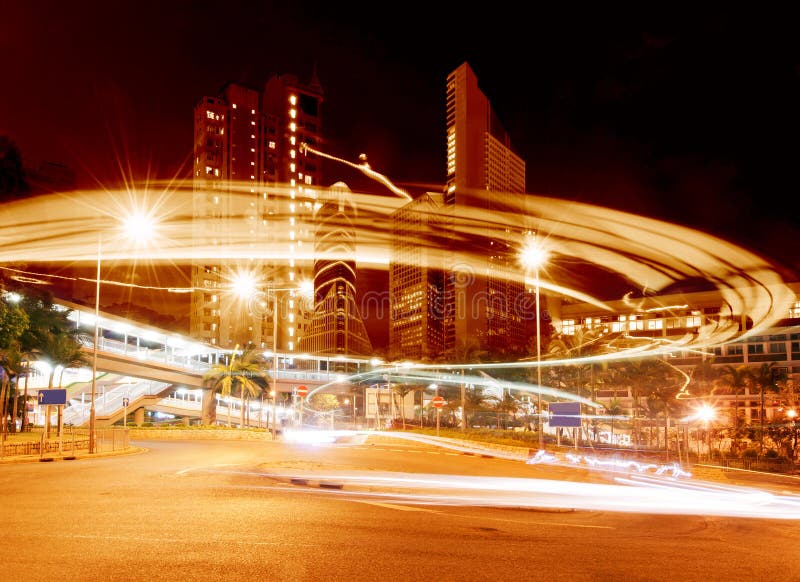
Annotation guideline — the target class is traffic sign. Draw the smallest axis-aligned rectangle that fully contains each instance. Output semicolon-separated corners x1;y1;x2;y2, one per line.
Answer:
297;385;309;398
431;396;445;409
123;397;130;407
38;389;67;405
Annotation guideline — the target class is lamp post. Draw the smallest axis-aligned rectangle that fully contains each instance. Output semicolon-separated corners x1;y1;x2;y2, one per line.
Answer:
264;281;312;436
696;403;716;461
89;233;101;454
521;233;548;451
89;213;156;454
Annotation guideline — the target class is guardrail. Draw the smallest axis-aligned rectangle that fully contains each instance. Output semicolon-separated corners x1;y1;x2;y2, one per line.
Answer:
0;427;130;459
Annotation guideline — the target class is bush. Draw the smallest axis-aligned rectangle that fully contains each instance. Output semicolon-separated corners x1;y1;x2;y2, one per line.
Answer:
742;448;758;459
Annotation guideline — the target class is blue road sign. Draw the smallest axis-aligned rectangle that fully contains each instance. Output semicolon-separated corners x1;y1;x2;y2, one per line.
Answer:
549;401;581;427
38;389;67;405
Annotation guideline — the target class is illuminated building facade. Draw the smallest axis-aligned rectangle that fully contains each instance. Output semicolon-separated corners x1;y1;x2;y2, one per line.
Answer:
552;284;800;423
389;192;450;361
191;72;323;352
389;62;528;361
300;181;373;358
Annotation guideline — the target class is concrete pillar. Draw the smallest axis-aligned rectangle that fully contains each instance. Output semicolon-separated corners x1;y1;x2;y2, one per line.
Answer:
134;408;145;425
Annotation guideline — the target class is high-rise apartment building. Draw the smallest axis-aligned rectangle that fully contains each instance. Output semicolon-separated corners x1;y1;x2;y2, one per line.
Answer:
389;61;528;361
300;181;373;358
190;72;324;352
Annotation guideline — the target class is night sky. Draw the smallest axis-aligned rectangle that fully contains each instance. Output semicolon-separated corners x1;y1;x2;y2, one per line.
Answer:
2;3;799;281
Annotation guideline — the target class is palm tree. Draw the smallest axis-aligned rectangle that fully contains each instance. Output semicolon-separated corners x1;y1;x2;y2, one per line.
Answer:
495;390;520;428
390;383;415;429
720;364;754;447
440;338;487;432
37;328;89;436
203;345;267;428
752;363;783;453
605;397;625;445
0;295;29;435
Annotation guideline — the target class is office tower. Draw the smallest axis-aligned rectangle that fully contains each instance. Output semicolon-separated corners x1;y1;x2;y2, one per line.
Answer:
389;61;527;361
444;61;528;357
389;192;450;361
191;71;323;352
300;181;373;358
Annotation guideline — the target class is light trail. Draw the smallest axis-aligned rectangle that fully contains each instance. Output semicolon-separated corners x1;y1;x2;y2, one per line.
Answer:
0;181;794;367
200;462;800;519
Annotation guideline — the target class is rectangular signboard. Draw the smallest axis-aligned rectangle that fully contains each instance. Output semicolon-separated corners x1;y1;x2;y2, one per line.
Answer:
549;401;581;427
38;389;67;405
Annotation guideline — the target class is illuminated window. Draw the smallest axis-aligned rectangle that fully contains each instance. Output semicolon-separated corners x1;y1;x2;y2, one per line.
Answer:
290;122;296;132
647;319;664;330
232;104;237;109
290;108;297;119
251;108;255;114
206;110;215;119
289;95;297;105
791;301;800;318
290;163;296;172
561;319;576;335
290;136;296;145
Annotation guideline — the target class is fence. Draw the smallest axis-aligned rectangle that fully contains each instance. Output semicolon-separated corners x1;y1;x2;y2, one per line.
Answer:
0;427;130;459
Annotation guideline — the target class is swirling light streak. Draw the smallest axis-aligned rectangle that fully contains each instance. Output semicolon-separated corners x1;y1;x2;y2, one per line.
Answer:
1;182;794;357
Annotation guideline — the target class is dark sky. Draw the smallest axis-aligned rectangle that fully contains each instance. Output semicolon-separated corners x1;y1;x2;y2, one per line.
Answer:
2;3;799;279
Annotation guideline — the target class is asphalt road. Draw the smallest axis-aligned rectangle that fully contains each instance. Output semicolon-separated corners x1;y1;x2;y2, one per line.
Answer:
2;435;800;581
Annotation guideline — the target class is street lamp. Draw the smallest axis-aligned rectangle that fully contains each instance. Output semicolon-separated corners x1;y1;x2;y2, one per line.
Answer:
696;403;717;461
521;232;548;451
262;281;313;436
89;214;155;454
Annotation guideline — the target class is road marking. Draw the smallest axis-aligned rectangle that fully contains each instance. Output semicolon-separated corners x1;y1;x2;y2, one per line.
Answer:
356;501;442;513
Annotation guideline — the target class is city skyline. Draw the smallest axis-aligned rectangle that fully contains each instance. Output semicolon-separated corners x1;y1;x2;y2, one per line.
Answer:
3;4;799;277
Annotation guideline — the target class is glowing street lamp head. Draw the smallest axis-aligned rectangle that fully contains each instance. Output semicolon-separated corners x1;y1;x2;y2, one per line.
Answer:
696;403;717;422
232;271;258;299
298;279;314;296
521;240;548;270
122;210;157;242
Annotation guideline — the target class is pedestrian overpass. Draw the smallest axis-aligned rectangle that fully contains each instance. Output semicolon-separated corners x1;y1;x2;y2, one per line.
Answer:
28;298;383;428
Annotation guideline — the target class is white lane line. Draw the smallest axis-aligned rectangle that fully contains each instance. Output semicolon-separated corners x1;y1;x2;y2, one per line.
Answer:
355;501;443;513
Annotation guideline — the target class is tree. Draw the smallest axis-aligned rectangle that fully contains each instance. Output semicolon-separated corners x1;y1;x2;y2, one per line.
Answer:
202;345;267;428
752;363;783;453
0;136;29;199
390;383;415;429
495;390;520;428
605;397;626;446
720;364;754;445
16;290;74;431
440;338;487;432
0;295;29;435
